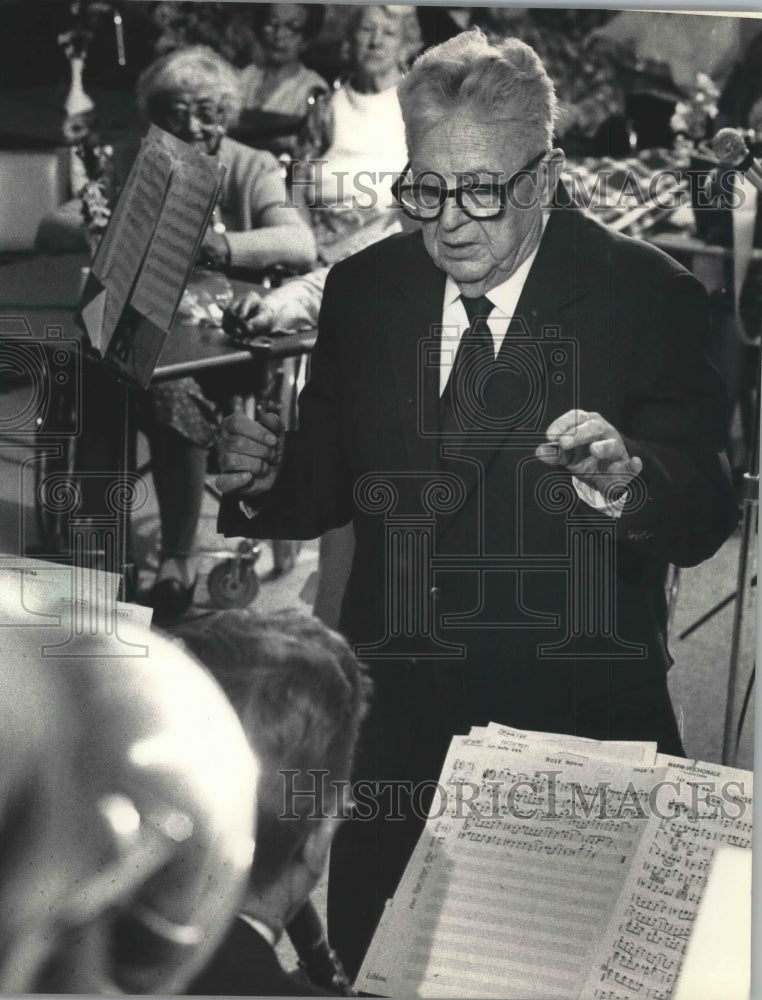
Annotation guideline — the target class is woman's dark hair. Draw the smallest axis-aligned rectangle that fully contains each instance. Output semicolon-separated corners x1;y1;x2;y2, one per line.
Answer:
252;3;326;43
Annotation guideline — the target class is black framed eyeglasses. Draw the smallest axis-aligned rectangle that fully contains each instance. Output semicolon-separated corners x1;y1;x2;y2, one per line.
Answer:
391;151;548;221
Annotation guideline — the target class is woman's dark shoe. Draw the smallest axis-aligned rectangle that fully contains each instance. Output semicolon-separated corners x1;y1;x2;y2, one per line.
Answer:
151;576;198;625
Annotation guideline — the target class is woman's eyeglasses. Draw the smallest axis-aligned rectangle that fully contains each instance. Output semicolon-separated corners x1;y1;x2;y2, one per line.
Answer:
161;99;227;133
391;151;548;221
261;19;306;38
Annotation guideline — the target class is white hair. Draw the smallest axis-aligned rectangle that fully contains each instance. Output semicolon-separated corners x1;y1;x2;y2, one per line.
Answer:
136;45;242;126
347;4;422;62
398;28;557;150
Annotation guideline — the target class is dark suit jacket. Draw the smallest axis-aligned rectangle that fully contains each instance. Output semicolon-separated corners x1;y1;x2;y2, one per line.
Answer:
187;917;335;996
220;197;737;744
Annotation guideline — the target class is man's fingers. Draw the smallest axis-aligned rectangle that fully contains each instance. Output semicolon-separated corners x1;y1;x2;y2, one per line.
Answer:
222;433;276;459
589;437;628;461
218;437;276;467
259;410;284;435
557;417;611;450
215;471;254;493
220;412;253;437
564;454;599;477
545;409;592;440
607;455;643;476
535;442;562;464
221;413;280;446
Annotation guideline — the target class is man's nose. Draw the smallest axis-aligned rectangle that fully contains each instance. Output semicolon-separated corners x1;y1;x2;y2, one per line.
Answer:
439;197;470;230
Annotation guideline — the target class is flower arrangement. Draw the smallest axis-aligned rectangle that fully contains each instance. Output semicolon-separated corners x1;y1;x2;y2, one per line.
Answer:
671;73;721;160
75;136;115;256
58;1;113;143
57;0;112;60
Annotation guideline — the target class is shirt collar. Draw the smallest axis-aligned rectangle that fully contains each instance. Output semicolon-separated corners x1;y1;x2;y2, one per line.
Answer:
238;913;278;948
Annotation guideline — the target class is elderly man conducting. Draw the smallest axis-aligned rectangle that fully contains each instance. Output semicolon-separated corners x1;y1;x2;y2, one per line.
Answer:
216;30;738;976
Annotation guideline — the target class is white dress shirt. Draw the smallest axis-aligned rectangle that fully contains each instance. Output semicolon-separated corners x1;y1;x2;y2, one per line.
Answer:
439;248;541;396
239;913;278;947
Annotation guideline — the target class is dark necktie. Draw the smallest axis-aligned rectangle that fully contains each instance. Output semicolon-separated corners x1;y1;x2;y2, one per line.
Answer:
440;294;495;432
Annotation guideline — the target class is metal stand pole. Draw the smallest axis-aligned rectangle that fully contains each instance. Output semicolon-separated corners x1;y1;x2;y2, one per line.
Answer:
722;349;760;765
116;377;138;602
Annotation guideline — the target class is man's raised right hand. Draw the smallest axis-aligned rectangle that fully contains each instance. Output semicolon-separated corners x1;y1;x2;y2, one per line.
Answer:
216;410;285;497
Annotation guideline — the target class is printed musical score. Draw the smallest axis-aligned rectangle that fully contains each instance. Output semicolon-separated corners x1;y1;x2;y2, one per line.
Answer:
356;727;752;1000
581;760;753;1000
81;125;224;388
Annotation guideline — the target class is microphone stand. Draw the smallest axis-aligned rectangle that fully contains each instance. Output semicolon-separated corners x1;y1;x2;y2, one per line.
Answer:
722;344;760;765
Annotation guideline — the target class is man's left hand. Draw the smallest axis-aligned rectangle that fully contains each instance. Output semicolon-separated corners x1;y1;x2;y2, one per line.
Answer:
536;409;642;498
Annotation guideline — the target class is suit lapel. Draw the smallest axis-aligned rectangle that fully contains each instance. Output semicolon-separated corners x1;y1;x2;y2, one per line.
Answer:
383;232;447;476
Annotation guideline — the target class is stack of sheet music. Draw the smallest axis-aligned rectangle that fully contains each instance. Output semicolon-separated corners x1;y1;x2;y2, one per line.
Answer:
79;124;224;388
0;554;152;644
356;723;753;1000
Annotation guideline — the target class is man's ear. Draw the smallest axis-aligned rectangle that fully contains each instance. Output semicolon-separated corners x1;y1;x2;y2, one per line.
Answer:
300;818;338;880
545;147;566;194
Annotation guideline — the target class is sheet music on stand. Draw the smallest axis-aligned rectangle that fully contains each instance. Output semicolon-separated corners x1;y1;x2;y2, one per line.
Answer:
77;124;225;389
356;724;753;1000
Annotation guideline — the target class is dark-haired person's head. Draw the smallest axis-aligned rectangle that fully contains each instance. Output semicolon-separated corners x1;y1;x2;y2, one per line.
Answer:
175;609;372;932
253;4;326;69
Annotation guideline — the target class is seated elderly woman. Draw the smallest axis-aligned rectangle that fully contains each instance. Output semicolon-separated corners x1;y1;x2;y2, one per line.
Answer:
175;609;372;996
239;4;328;118
39;46;316;623
293;3;421;262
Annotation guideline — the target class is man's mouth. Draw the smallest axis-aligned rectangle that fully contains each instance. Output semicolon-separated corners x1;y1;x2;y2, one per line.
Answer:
443;241;479;258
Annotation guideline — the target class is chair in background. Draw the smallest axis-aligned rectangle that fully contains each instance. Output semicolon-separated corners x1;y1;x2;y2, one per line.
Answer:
0;148;69;256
